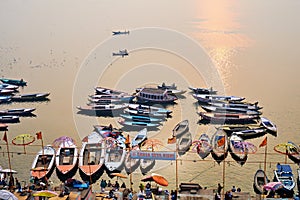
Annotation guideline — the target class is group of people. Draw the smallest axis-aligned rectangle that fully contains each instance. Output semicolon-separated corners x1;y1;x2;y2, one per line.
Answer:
215;183;242;200
0;174;22;193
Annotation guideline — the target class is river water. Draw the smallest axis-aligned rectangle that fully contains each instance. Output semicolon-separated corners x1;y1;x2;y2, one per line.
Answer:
0;0;300;195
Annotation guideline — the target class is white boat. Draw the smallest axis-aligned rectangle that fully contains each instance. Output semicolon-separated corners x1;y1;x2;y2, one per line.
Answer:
201;105;261;115
131;128;148;147
104;144;126;172
124;146;140;174
233;127;266;139
128;103;172;115
172;120;189;138
112;30;130;35
260;117;277;136
79;132;106;183
229;134;248;165
211;129;228;163
208;101;262;110
193;133;212;159
177;132;192;155
253;169;269;194
112;49;129;57
31;145;56;180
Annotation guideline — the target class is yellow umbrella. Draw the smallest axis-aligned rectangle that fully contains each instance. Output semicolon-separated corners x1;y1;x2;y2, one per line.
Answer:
12;134;35;154
33;190;58;198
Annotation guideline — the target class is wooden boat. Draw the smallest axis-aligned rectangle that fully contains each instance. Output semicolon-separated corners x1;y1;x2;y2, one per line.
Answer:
128;103;172;115
55;139;78;181
172;120;189;138
193;94;245;103
177;132;192;155
79;132;105;183
287;141;300;164
0;108;36;116
136;88;177;104
112;30;130;35
131;128;148;147
201;105;261;115
118;118;160;129
31;145;56;180
208;101;262;110
94;86;127;95
0;78;27;86
211;129;228;163
260;117;277;136
77;104;127;115
89;94;134;104
193;133;212;159
12;93;50;101
199;112;258;124
188;86;217;94
273;163;296;191
232;127;266;139
157;83;177;90
124;146;140;174
93;124;123;138
0;83;19;90
0;89;15;95
0;96;12;103
124;108;168;119
120;114;162;123
0;115;19;123
140;158;155;175
104;145;126;172
229;134;248;165
253;169;269;194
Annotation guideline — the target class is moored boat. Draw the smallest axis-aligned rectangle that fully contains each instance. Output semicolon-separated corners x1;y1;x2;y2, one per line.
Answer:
232;127;267;139
0;89;15;95
273;163;295;192
0;78;27;86
94;87;127;95
124;108;168;119
260;117;277;136
31;145;56;180
124;146;140;174
93;124;123;138
140;158;155;175
0;115;19;123
0;123;8;131
77;104;127;115
208;101;262;110
55;137;78;181
120;114;162;123
118;118;160;129
211;129;228;163
0;108;36;116
131;128;148;147
128;103;172;115
0;83;19;90
253;169;269;194
229;134;248;165
193;94;245;103
201;105;261;115
177;132;192;155
192;133;212;159
199;112;258;124
0;96;12;103
188;86;217;94
104;145;126;172
136;88;177;104
79;132;106;183
172;120;189;138
12;93;50;101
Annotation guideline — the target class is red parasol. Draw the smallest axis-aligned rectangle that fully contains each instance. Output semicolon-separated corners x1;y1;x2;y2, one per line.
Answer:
12;134;35;154
141;139;163;151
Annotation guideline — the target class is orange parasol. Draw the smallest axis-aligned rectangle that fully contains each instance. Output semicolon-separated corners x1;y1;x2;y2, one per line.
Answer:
141;173;168;186
141;139;163;151
110;172;128;179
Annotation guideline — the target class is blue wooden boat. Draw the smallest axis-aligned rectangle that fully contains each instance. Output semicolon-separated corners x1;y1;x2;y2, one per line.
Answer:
124;108;168;119
120;114;162;123
0;96;11;103
0;83;19;90
273;163;295;192
131;128;148;147
118;118;160;128
0;78;27;86
128;103;172;115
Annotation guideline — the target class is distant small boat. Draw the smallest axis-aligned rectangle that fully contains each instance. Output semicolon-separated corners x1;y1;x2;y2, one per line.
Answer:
112;30;130;35
89;94;134;103
131;128;148;147
211;129;228;163
12;93;50;101
193;94;245;103
0;78;27;86
188;86;217;94
118;118;160;128
93;124;123;138
260;117;277;136
77;104;127;115
199;112;258;124
0;108;36;116
232;127;266;139
273;163;295;191
112;49;129;57
192;133;212;159
94;87;128;95
124;146;140;174
253;169;269;194
128;104;172;115
0;115;19;123
120;114;162;123
0;89;15;95
156;83;186;96
177;132;192;155
31;145;56;180
0;123;8;131
79;132;105;183
55;138;78;181
201;105;261;115
136;88;177;104
172;120;189;138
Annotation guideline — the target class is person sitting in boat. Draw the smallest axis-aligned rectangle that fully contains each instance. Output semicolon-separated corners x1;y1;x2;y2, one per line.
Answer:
231;186;236;192
114;181;120;191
